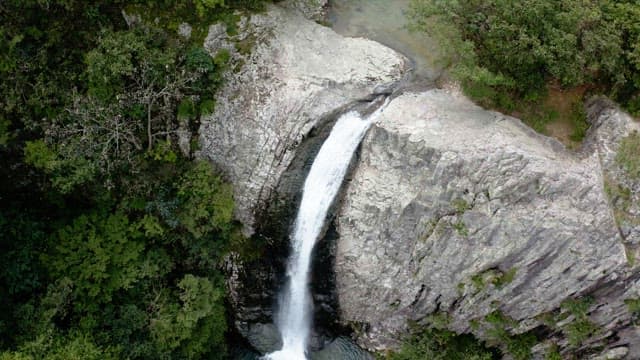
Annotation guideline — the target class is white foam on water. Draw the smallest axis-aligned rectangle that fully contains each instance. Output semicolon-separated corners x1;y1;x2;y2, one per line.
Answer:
266;102;387;360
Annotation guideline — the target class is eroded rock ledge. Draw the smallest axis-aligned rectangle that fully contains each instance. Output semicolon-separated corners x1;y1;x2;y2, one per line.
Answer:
198;5;407;236
336;89;640;358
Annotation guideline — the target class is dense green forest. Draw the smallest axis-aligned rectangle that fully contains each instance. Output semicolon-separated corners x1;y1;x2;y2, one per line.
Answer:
0;1;270;359
410;0;640;142
3;0;640;359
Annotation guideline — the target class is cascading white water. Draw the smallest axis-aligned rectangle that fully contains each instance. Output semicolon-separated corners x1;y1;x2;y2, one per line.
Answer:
267;102;387;360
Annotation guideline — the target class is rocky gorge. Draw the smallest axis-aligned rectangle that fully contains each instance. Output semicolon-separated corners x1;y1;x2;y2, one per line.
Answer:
198;2;640;359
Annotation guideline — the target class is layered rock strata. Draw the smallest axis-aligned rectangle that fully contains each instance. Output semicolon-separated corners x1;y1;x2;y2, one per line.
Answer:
199;5;407;236
335;90;640;358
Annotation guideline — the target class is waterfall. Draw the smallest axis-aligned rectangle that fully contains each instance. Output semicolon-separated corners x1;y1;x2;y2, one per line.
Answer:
267;102;387;360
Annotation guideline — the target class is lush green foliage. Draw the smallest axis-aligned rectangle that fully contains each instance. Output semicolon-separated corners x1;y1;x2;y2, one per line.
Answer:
1;159;237;359
410;0;640;119
0;0;271;359
544;345;563;360
383;327;497;360
625;298;640;325
617;131;640;179
560;297;598;347
484;311;537;360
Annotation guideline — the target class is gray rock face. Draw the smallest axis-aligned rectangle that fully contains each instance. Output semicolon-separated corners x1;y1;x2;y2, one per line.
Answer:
591;346;630;360
335;90;640;357
282;0;329;21
585;98;640;259
195;4;640;358
245;322;282;354
198;5;406;236
310;337;374;360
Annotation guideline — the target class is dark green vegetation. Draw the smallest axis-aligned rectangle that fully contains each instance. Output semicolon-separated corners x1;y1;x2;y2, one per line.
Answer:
617;131;640;179
383;311;535;360
410;0;640;144
559;297;598;347
536;297;599;352
0;1;271;358
383;327;497;360
608;131;640;264
483;311;537;360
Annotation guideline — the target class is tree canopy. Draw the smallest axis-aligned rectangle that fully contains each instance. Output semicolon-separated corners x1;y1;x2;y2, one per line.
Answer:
410;0;640;118
0;1;271;358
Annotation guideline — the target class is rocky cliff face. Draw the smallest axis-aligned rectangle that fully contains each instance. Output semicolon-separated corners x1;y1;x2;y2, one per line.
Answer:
197;3;640;358
335;90;640;358
197;4;407;353
198;5;406;236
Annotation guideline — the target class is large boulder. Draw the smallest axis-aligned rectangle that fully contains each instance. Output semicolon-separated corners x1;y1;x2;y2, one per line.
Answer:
335;89;640;358
198;5;407;236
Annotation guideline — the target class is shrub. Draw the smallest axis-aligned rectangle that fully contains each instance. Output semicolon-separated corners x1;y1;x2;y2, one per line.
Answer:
560;297;598;347
409;0;640;115
384;327;497;360
617;131;640;179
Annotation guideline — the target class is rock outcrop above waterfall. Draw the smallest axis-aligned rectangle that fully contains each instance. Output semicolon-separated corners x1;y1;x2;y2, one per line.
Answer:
335;89;640;358
198;5;407;236
195;3;640;358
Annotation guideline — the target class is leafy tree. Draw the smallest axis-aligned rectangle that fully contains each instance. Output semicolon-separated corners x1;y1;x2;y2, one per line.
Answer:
150;275;227;359
176;161;234;239
44;213;152;313
194;0;226;17
0;1;273;358
385;327;496;360
1;332;118;360
24;139;98;194
409;0;640;114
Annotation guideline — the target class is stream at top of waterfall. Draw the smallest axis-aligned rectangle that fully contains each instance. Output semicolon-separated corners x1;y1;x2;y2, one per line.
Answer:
327;0;442;82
